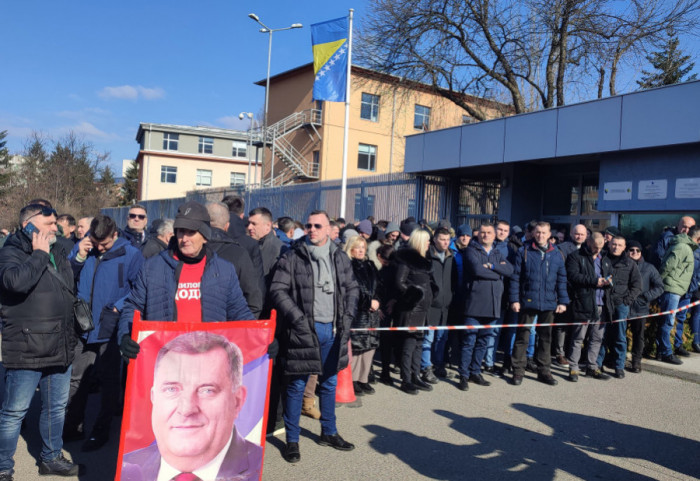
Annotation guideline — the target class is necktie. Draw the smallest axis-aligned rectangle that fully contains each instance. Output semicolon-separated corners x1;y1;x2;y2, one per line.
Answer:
172;473;201;481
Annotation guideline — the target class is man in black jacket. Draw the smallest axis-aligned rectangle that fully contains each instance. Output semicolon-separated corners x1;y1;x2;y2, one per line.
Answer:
626;240;664;373
121;204;148;247
270;210;359;464
0;204;81;479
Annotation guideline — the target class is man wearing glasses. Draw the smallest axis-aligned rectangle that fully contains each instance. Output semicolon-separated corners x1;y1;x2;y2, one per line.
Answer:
123;204;148;247
0;203;82;479
270;210;359;463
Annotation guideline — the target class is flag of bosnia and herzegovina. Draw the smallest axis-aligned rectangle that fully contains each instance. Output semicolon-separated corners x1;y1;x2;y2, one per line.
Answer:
311;16;349;102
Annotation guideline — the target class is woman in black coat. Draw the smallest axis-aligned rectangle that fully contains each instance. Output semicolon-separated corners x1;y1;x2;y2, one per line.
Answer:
392;229;438;394
345;236;382;395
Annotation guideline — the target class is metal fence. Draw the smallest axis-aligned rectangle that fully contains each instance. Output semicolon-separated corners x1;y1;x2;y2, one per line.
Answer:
102;172;501;227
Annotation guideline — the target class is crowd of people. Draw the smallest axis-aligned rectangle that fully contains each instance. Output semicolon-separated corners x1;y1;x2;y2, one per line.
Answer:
0;195;698;479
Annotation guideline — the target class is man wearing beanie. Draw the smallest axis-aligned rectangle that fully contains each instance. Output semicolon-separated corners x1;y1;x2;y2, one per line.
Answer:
118;201;256;360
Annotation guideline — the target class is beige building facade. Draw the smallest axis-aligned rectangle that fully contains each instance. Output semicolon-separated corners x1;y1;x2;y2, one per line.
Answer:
135;123;261;201
259;64;508;184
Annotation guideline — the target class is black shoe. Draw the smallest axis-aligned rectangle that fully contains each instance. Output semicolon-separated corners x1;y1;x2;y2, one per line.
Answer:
692;343;700;354
586;368;610;380
512;374;523;386
368;370;377;385
627;363;641;373
359;382;375;394
525;358;538;373
434;366;448;378
0;471;13;481
421;368;438;384
661;354;683;365
400;382;419;395
457;376;469;391
537;374;558;386
38;454;80;476
318;433;355;451
390;366;401;374
675;346;690;357
81;432;108;452
469;374;491;386
412;377;433;391
482;365;497;377
568;371;579;382
283;442;300;463
613;368;625;379
352;381;365;396
379;373;394;386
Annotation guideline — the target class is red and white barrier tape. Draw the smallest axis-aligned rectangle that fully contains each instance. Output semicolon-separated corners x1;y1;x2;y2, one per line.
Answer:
351;299;700;332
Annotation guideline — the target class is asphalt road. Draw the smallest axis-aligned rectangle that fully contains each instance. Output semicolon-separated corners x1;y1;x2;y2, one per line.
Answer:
7;361;700;481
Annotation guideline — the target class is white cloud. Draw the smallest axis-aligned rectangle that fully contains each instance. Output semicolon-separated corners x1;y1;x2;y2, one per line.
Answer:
98;85;165;101
56;122;120;141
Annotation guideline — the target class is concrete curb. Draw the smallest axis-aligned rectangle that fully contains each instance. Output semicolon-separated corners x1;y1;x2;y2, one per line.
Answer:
641;359;700;384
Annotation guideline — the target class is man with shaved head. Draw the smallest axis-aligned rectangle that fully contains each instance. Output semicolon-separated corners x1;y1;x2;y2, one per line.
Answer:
653;216;696;268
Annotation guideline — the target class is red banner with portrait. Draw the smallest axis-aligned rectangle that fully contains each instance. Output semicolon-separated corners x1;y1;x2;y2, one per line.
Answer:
115;315;275;481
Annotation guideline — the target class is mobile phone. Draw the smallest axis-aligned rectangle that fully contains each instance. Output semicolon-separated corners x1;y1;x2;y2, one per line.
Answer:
23;222;39;237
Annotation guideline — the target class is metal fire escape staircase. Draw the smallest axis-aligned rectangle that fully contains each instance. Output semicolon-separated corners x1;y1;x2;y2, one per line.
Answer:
258;109;322;186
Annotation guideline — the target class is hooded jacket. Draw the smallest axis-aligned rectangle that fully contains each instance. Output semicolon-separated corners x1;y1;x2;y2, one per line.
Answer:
270;237;359;375
660;233;698;295
509;241;570;311
0;231;78;369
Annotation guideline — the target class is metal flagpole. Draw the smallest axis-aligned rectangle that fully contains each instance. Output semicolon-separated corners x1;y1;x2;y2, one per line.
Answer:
339;9;353;219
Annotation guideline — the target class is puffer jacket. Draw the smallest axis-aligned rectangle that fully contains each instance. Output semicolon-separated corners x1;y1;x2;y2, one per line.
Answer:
565;242;613;322
608;253;642;307
117;245;254;341
70;236;144;344
0;231;78;369
660;233;698;295
350;258;381;353
393;248;438;328
509;242;570;311
270;238;359;376
463;240;513;319
630;258;664;317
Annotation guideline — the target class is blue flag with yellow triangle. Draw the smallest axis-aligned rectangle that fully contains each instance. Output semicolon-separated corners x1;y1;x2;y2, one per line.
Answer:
311;16;349;102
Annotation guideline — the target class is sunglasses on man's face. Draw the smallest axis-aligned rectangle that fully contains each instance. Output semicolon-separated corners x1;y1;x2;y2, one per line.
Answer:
129;213;146;220
305;223;325;230
628;248;641;253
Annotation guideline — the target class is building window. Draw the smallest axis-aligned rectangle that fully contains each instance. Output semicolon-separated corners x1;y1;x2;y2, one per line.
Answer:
163;132;179;151
160;165;177;184
232;140;247;158
198;136;214;154
312;150;320;177
357;144;377;171
230;172;245;187
196;169;212;186
414;104;431;131
360;93;380;122
462;115;476;125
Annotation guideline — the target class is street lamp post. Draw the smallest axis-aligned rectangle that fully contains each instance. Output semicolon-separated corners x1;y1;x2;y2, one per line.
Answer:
238;112;254;187
248;13;302;186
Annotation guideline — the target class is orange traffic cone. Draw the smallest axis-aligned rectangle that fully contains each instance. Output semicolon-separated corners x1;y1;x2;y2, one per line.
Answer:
335;341;356;403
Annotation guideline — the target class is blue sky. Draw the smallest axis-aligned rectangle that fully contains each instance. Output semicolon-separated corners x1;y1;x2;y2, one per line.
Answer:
1;1;364;175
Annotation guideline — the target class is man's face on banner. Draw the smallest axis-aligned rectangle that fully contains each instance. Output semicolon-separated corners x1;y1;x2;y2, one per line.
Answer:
151;347;246;471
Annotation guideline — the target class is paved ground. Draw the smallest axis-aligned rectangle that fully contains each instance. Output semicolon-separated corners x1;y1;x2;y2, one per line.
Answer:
7;354;699;481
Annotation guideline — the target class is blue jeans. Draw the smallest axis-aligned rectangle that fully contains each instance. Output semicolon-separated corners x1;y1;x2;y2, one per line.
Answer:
284;322;339;443
432;329;449;369
657;292;681;357
690;306;700;343
597;304;629;370
673;297;691;349
420;330;434;370
0;366;72;473
458;317;495;378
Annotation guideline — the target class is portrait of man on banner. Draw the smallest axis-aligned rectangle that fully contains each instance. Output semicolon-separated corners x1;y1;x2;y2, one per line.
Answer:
116;320;274;481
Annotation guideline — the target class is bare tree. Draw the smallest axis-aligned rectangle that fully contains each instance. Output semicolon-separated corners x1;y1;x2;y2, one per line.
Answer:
357;0;700;116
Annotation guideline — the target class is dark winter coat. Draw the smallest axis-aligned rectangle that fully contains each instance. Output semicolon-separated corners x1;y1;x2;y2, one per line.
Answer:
140;237;168;259
393;248;438;328
630;258;664;317
0;231;78;369
565;243;613;322
652;227;676;268
427;246;456;326
227;214;265;287
463;240;513;319
259;231;286;281
509;242;570;311
350;258;381;353
269;238;359;376
557;241;581;259
207;227;263;319
117;245;254;341
608;253;642;307
121;226;147;248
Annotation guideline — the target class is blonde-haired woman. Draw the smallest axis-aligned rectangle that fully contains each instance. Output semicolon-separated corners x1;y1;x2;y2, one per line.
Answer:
392;229;437;394
345;235;382;396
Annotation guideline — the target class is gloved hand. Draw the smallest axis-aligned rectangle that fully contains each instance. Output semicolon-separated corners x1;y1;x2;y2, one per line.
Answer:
120;334;140;361
267;338;279;359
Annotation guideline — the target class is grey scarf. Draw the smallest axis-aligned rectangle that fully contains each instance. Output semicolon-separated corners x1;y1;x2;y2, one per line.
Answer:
307;239;335;294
